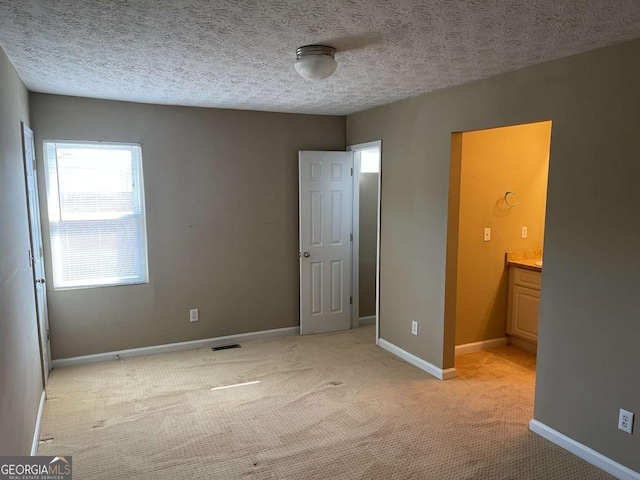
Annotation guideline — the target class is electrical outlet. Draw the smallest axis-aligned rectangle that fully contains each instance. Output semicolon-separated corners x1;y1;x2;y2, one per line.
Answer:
190;309;199;322
411;321;418;336
483;227;491;242
618;408;634;434
521;226;528;238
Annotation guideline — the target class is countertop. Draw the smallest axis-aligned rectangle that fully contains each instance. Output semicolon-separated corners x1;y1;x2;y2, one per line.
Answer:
505;249;543;272
507;258;542;272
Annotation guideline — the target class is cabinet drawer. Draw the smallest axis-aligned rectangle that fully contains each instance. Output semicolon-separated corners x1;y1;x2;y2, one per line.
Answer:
513;267;541;289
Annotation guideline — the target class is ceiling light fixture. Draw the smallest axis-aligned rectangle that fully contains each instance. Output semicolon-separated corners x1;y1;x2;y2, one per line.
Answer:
294;45;337;80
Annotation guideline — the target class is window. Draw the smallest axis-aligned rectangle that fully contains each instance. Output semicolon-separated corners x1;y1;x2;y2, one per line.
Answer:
360;148;380;173
44;141;148;289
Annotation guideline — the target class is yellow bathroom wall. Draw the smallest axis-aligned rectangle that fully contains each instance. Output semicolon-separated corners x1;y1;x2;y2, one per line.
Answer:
455;121;551;346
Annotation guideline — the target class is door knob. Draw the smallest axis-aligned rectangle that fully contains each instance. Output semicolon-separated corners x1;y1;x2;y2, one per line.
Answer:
36;278;46;284
303;252;310;258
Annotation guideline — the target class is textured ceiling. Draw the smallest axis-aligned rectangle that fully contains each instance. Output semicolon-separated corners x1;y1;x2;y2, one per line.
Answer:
0;1;639;115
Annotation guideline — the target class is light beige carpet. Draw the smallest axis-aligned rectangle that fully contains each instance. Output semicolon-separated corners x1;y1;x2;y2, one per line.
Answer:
38;326;613;479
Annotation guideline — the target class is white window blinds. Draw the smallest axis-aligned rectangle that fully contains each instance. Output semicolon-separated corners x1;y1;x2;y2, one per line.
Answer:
44;141;149;289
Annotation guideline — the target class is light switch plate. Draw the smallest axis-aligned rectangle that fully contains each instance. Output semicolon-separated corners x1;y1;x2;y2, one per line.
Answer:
521;226;528;238
483;228;491;242
411;321;418;336
190;309;199;322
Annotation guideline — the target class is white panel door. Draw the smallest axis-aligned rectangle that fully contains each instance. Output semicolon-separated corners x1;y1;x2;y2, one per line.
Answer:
22;123;51;383
299;151;353;335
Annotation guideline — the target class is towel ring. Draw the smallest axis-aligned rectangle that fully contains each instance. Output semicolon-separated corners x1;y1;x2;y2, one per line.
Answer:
504;190;521;207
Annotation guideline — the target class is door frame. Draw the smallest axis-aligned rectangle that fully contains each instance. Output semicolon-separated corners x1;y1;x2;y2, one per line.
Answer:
347;140;382;345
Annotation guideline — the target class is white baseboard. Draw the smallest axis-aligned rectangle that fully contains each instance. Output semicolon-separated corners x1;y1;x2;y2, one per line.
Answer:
455;337;509;356
508;335;538;355
378;338;456;380
359;315;376;325
31;390;46;456
529;419;640;480
52;326;300;368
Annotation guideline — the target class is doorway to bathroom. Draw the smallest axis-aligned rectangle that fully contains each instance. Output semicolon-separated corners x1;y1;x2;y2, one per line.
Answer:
445;120;552;382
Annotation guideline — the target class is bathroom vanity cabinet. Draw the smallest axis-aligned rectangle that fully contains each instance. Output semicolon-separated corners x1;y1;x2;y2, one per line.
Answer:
507;266;541;346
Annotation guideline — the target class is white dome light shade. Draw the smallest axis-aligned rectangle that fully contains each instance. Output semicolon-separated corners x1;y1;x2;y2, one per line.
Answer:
294;45;337;80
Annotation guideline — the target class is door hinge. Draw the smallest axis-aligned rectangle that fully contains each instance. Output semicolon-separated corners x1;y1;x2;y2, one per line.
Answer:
350;296;353;305
350;233;353;242
47;329;50;341
28;249;33;268
350;167;353;176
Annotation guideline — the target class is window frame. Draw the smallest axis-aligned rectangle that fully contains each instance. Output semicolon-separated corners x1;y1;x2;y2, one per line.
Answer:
43;139;150;290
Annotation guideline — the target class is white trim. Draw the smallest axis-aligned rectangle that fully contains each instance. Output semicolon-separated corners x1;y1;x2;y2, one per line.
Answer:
52;326;299;368
529;419;640;480
347;140;382;152
379;338;456;380
455;337;509;356
374;146;381;346
359;315;376;325
508;335;538;355
31;390;46;456
351;150;361;329
347;140;382;345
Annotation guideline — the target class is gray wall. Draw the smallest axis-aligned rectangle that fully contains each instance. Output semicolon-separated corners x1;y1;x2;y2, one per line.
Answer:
347;39;640;472
0;47;43;454
29;94;345;359
359;173;378;317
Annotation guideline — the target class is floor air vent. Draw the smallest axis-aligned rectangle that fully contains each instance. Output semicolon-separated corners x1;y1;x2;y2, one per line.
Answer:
212;344;241;351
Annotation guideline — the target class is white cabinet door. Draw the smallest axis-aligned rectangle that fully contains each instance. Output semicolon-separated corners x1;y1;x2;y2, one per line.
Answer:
510;285;540;343
299;151;353;335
